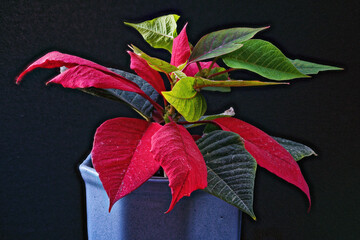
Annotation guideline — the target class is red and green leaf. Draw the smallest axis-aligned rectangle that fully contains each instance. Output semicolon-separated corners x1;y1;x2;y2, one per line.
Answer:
91;117;161;211
213;117;311;207
81;68;160;120
150;122;208;213
16;51;163;112
183;61;219;77
130;45;178;73
171;24;191;67
128;51;165;93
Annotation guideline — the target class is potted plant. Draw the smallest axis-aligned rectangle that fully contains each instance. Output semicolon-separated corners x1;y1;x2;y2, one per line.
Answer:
17;14;341;240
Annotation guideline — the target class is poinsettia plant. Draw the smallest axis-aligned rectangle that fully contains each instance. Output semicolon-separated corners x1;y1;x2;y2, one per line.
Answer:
17;14;341;219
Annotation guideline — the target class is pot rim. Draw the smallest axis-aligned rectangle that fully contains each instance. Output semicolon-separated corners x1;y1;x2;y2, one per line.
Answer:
79;154;169;183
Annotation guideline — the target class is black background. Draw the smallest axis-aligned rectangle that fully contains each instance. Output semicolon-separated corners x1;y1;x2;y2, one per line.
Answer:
1;0;359;239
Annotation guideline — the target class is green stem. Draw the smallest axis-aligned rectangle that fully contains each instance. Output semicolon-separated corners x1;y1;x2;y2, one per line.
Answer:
194;78;288;88
208;57;219;72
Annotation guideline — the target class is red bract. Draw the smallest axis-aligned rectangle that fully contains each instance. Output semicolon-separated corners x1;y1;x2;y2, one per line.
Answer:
213;117;311;208
183;61;220;76
128;51;165;93
49;65;145;92
16;51;109;83
150;122;208;213
171;24;191;67
92;117;162;211
16;51;163;112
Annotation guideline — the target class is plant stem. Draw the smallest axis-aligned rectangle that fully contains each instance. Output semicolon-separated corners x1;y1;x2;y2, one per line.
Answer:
196;62;203;73
208;57;219;71
207;68;235;79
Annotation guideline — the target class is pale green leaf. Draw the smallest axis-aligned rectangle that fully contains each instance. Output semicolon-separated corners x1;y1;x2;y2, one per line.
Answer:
162;77;206;122
124;14;179;52
197;130;257;219
222;39;309;80
131;45;178;73
172;70;187;79
273;137;317;161
290;59;343;75
189;27;268;63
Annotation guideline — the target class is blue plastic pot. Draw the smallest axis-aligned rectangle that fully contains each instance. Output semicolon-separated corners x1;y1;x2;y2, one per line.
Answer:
79;155;242;240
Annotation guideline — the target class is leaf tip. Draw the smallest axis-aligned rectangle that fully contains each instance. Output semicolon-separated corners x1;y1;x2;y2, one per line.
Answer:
15;76;21;85
123;21;132;27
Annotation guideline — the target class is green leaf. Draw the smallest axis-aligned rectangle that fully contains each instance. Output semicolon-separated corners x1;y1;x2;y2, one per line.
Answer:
172;70;187;79
184;107;235;128
203;122;222;134
197;130;257;219
124;14;180;52
290;59;343;75
222;39;309;80
189;27;268;63
194;77;287;89
162;77;206;122
80;68;159;120
273;137;317;161
196;67;231;92
131;45;178;73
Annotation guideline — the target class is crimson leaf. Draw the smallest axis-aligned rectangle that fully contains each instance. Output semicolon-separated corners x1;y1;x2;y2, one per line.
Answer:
171;24;191;67
128;51;165;93
150;122;208;213
91;117;161;211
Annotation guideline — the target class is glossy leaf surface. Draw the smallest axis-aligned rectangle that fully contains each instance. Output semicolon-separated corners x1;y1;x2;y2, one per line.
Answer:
290;59;342;74
222;39;308;80
197;130;257;219
124;14;179;52
131;45;178;73
213;117;311;207
128;51;165;93
171;24;191;67
273;137;317;161
162;77;207;122
189;27;267;63
92;118;161;210
150;122;207;213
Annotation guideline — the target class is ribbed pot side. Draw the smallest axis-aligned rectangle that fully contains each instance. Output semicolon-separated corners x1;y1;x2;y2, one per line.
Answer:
79;155;242;240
